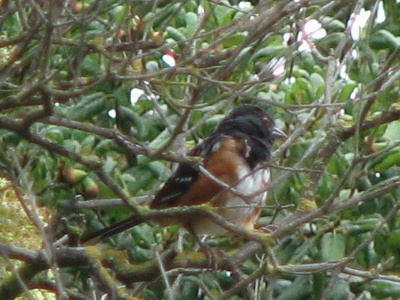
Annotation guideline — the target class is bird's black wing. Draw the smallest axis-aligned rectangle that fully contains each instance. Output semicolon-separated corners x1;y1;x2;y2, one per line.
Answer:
151;162;200;208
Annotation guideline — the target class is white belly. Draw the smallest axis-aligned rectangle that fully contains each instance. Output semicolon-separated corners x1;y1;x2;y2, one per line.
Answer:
191;166;270;235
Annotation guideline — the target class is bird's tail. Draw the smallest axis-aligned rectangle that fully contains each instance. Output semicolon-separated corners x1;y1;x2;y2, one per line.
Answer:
82;215;145;245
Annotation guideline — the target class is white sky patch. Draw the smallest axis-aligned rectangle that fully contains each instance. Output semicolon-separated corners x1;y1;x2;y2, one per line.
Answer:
197;5;205;15
238;1;252;9
349;8;372;40
375;1;386;23
298;40;313;52
303;19;327;39
130;88;145;105
351;49;358;59
283;32;292;43
108;109;116;119
339;50;358;80
350;87;359;100
339;64;349;81
284;77;296;85
271;57;286;78
298;19;327;52
253;57;286;81
145;109;154;116
337;108;345;117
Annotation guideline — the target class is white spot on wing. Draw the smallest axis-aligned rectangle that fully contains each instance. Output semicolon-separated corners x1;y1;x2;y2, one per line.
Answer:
175;177;193;183
159;192;182;203
211;141;221;153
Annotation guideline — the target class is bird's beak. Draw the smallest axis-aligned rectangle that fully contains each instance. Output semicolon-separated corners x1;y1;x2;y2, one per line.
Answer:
272;127;287;140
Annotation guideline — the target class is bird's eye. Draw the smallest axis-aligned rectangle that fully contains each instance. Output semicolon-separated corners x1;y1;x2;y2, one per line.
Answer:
262;116;271;123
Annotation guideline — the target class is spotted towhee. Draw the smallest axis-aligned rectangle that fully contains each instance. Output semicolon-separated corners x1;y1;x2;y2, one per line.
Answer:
82;105;286;244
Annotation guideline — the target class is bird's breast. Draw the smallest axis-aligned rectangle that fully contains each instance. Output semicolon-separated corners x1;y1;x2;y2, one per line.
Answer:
191;165;270;236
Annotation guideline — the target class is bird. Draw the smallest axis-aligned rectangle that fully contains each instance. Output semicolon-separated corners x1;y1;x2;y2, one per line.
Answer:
82;105;286;244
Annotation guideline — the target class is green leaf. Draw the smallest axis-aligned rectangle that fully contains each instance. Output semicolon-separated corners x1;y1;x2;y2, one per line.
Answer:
148;128;172;150
384;120;400;140
326;155;346;176
63;139;81;153
319;16;346;31
253;46;286;60
118;107;148;140
122;166;157;194
342;218;381;235
1;132;21;145
319;32;346;49
284;90;296;105
276;276;313;300
94;139;118;155
370;148;400;173
387;230;400;252
327;280;351;300
80;135;96;155
65;93;106;121
368;279;400;297
223;32;247;48
180;280;200;300
166;26;186;42
128;246;154;262
291;77;312;103
185;12;198;37
338;82;357;102
81;54;102;76
130;224;156;249
309;73;325;98
41;126;65;144
111;5;127;23
370;29;400;50
103;158;119;174
214;1;234;26
321;232;345;261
